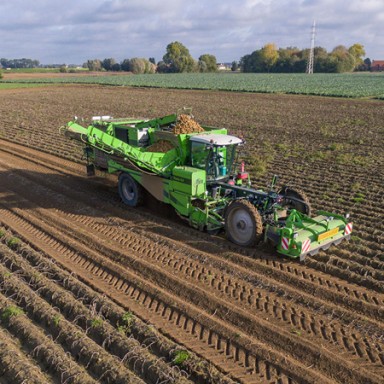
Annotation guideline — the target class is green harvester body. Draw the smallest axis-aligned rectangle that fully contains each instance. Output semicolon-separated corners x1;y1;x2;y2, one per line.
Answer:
62;112;352;260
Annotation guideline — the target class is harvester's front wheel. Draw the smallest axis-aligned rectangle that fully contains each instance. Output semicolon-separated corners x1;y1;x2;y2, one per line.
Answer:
118;173;144;207
225;200;263;247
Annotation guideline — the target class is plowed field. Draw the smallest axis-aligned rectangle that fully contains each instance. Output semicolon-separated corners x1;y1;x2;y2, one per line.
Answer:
0;85;383;384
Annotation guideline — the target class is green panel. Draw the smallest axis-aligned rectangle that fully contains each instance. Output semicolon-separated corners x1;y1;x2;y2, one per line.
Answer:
140;148;179;172
170;191;191;216
85;125;178;175
189;209;207;230
169;166;206;218
293;215;343;243
200;127;227;134
170;166;206;197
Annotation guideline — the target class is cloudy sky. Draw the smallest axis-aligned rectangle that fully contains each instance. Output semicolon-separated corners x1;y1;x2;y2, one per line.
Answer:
0;0;382;65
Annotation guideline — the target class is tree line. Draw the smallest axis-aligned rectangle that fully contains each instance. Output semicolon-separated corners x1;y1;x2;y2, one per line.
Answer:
1;41;372;75
239;43;368;73
84;42;218;74
84;41;369;74
0;58;40;69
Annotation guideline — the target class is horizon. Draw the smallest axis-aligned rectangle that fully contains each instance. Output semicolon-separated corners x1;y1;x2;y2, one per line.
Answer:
0;1;382;65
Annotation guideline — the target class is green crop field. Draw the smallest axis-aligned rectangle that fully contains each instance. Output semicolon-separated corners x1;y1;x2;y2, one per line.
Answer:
2;72;384;98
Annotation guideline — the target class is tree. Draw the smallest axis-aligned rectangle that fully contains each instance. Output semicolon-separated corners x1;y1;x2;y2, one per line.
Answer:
240;51;263;72
240;44;278;73
156;61;170;73
231;61;239;71
348;43;366;69
144;60;156;74
149;57;156;65
111;62;121;71
162;41;196;73
239;54;251;72
120;58;156;74
129;58;146;74
314;46;328;58
363;57;371;71
131;58;155;74
330;45;355;72
275;47;301;72
102;58;117;71
86;59;102;71
120;59;131;72
198;54;217;72
260;43;279;72
198;60;207;73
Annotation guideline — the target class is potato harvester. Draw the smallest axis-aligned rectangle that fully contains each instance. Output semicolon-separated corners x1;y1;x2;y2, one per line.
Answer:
62;110;352;260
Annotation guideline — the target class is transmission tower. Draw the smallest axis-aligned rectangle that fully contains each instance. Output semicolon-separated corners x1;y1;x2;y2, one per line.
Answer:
306;20;316;74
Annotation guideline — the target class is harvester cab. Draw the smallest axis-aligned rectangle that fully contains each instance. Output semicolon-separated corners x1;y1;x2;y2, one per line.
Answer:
189;134;243;182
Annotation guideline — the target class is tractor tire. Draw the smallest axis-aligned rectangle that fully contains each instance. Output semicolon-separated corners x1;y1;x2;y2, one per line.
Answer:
224;200;263;247
118;173;144;207
279;187;311;216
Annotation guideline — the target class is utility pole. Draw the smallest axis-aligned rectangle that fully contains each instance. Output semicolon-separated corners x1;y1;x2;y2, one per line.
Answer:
306;20;316;74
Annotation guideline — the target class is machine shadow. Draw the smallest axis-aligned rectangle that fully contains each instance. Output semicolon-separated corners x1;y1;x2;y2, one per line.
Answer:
0;168;190;233
0;168;281;260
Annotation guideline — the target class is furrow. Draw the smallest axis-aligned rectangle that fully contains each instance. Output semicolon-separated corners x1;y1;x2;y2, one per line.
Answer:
0;207;328;384
0;241;193;384
0;327;51;384
0;262;145;384
0;144;382;305
0;153;382;321
5;185;384;364
0;293;97;384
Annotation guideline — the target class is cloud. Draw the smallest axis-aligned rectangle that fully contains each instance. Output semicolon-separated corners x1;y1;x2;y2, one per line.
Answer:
0;0;382;64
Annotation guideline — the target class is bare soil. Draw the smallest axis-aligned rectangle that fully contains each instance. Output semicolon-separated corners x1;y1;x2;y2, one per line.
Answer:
0;85;383;384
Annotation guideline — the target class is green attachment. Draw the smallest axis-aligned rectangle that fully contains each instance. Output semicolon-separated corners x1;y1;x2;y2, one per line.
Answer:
269;209;352;260
271;174;278;189
189;206;224;232
61;121;89;141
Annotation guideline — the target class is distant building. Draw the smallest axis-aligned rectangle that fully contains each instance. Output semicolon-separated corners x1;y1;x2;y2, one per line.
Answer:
371;60;384;71
217;63;231;71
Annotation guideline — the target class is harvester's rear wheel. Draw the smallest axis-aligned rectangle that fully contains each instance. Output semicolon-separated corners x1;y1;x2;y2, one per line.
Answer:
118;173;144;207
225;200;263;247
279;187;311;216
